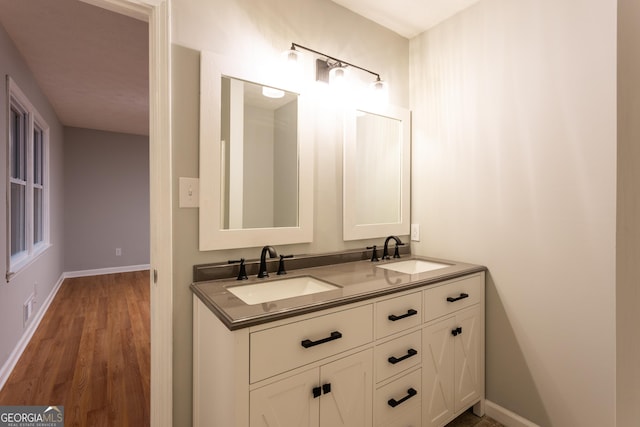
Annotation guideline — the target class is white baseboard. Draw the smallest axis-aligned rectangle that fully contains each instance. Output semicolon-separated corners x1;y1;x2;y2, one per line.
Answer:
63;264;150;279
485;400;540;427
0;273;65;391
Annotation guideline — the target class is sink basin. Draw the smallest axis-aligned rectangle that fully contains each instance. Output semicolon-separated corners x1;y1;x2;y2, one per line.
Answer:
227;276;339;305
377;259;451;275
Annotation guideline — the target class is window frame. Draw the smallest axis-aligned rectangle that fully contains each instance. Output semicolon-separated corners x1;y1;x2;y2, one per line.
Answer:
6;77;50;281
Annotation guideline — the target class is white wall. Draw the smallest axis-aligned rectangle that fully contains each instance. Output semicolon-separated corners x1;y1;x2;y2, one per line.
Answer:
170;0;409;423
0;24;65;377
410;1;617;426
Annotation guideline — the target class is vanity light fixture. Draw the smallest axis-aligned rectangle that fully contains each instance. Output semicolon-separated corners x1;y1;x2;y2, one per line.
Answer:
285;42;388;95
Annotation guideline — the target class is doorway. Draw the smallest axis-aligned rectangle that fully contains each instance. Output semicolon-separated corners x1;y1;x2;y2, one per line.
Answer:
85;1;173;425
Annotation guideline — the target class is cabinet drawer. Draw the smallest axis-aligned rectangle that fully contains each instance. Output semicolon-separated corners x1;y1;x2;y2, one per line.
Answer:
250;304;373;383
375;330;421;383
376;292;422;339
375;368;421;427
377;405;421;427
424;274;483;323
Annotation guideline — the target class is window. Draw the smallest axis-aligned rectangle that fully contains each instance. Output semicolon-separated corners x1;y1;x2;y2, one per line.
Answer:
6;77;50;280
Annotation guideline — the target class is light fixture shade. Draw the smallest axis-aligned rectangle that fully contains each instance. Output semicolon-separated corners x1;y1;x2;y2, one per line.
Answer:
283;48;299;63
329;64;348;87
369;77;389;106
371;78;386;92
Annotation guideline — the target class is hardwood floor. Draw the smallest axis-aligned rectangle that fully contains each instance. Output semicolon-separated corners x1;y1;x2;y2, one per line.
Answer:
0;271;150;426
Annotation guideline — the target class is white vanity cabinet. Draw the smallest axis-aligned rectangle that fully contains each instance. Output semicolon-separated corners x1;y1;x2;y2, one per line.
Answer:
193;271;484;427
422;275;485;427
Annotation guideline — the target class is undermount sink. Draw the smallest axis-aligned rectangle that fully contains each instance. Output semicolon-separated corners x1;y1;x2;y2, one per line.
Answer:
227;276;339;305
377;259;451;275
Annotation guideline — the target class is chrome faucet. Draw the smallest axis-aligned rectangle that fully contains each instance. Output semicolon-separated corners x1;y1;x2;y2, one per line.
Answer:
258;246;277;278
382;236;404;260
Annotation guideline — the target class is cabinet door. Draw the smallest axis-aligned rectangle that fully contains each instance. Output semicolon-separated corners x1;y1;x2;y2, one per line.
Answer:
320;349;373;427
250;368;320;427
453;305;481;412
422;316;455;427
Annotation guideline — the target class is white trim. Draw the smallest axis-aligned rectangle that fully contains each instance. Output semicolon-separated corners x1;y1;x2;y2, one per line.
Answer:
199;51;314;250
64;264;151;279
72;2;173;425
6;78;51;280
485;400;540;427
0;273;65;391
343;103;411;240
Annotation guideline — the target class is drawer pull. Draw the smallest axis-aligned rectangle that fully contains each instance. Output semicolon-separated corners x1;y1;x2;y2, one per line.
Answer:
301;331;342;348
388;348;418;365
387;387;418;408
312;386;321;398
451;327;462;336
388;309;418;322
446;293;469;303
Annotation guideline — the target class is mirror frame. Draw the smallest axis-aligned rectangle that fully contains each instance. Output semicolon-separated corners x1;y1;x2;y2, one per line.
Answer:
343;104;411;240
199;51;313;250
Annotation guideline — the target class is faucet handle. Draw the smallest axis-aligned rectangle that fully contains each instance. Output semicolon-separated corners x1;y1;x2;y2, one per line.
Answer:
366;245;379;262
394;242;405;259
277;254;294;275
228;258;248;280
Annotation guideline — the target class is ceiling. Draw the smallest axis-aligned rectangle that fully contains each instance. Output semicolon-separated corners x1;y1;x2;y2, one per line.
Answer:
0;0;477;137
0;0;149;136
331;0;481;39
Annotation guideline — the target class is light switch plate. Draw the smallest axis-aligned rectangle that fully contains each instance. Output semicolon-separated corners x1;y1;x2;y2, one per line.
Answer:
410;223;420;241
179;177;200;208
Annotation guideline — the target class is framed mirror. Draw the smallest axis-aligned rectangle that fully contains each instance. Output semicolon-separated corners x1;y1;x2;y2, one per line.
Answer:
343;104;410;240
199;51;313;250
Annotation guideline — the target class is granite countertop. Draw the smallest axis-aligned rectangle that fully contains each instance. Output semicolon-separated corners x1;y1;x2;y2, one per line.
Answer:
190;254;486;331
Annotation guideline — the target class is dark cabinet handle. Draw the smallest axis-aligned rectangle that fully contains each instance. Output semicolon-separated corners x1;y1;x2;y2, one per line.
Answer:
451;327;462;336
447;293;469;303
312;384;332;398
322;383;331;394
387;388;418;408
388;348;418;365
388;309;418;322
301;331;342;348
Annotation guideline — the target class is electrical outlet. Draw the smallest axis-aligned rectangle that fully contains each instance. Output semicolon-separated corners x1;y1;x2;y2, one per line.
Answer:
23;294;35;327
116;248;122;256
411;223;420;242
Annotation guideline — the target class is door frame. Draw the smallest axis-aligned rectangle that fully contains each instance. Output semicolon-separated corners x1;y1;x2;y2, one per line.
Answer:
79;0;173;425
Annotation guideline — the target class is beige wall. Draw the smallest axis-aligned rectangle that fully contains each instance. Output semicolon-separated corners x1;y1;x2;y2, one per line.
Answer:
170;0;409;423
617;0;640;424
410;0;617;426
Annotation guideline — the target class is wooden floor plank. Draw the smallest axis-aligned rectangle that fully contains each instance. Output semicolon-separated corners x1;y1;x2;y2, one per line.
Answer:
0;271;150;426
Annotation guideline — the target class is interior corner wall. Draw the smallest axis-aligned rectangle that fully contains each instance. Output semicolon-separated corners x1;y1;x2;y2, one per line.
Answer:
0;23;65;372
63;126;149;272
409;0;617;426
616;0;640;424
